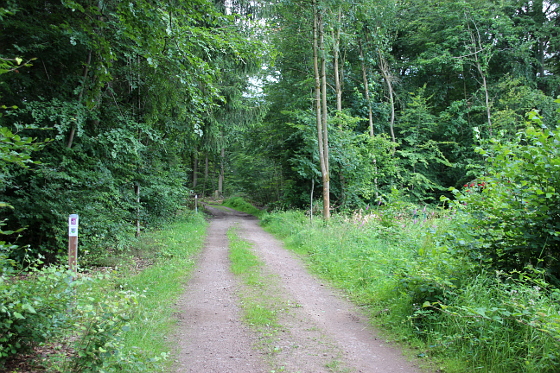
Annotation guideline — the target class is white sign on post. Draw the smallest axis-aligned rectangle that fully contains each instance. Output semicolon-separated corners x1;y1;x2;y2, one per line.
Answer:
68;214;79;237
68;214;79;273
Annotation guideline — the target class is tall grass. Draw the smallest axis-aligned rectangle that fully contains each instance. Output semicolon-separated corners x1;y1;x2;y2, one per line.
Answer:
261;208;560;373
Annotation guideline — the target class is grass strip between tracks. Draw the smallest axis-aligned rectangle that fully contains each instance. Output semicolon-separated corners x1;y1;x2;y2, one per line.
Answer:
228;225;280;329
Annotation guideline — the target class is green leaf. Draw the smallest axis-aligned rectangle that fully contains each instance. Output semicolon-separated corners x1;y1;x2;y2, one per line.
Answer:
12;312;24;320
22;304;36;313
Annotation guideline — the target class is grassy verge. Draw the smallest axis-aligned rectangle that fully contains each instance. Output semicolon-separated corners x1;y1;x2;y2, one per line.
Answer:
116;211;207;371
261;209;560;373
66;211;207;372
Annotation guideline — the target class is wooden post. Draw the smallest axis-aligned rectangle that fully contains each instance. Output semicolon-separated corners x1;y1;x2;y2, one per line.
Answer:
68;214;79;272
195;194;198;213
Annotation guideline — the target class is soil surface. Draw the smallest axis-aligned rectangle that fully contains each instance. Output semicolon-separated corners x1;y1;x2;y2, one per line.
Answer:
173;205;426;373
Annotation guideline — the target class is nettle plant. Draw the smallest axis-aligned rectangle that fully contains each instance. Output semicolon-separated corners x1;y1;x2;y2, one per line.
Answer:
449;106;560;281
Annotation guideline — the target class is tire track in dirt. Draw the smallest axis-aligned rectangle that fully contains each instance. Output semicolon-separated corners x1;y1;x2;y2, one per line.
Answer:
173;206;426;373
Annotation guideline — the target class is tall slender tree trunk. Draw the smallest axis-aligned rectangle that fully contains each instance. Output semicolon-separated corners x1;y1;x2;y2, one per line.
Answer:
320;13;330;219
533;0;546;79
313;0;330;220
203;153;209;196
467;20;492;136
480;69;492;136
360;41;379;199
135;182;141;237
313;7;324;165
192;149;198;189
310;177;315;222
359;42;374;136
378;51;396;144
67;50;92;149
332;8;347;206
218;145;225;196
333;8;342;113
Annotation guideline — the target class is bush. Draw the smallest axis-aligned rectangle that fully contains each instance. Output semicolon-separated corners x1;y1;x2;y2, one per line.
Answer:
61;284;145;373
0;264;161;372
0;265;75;365
446;108;560;281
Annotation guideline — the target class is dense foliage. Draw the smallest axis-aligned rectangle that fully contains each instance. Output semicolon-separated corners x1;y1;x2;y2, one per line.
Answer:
2;0;559;262
0;264;144;370
0;211;206;370
252;0;560;210
0;0;263;262
447;106;560;281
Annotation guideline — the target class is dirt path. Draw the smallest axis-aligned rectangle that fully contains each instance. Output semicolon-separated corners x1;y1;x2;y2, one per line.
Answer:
173;206;426;373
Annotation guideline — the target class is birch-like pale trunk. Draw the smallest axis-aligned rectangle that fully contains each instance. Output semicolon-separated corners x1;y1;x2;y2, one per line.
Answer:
378;51;396;144
359;42;374;136
466;19;493;136
135;182;141;237
333;8;342;113
67;50;92;149
313;0;330;220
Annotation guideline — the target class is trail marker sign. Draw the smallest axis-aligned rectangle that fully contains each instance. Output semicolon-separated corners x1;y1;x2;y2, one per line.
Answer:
68;214;79;272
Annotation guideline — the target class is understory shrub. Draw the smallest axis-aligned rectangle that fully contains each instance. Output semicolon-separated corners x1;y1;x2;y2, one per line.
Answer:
446;108;560;281
0;265;75;363
0;263;162;372
57;281;164;373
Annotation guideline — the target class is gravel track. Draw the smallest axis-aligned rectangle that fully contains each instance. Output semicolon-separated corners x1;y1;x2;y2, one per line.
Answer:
172;205;426;373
